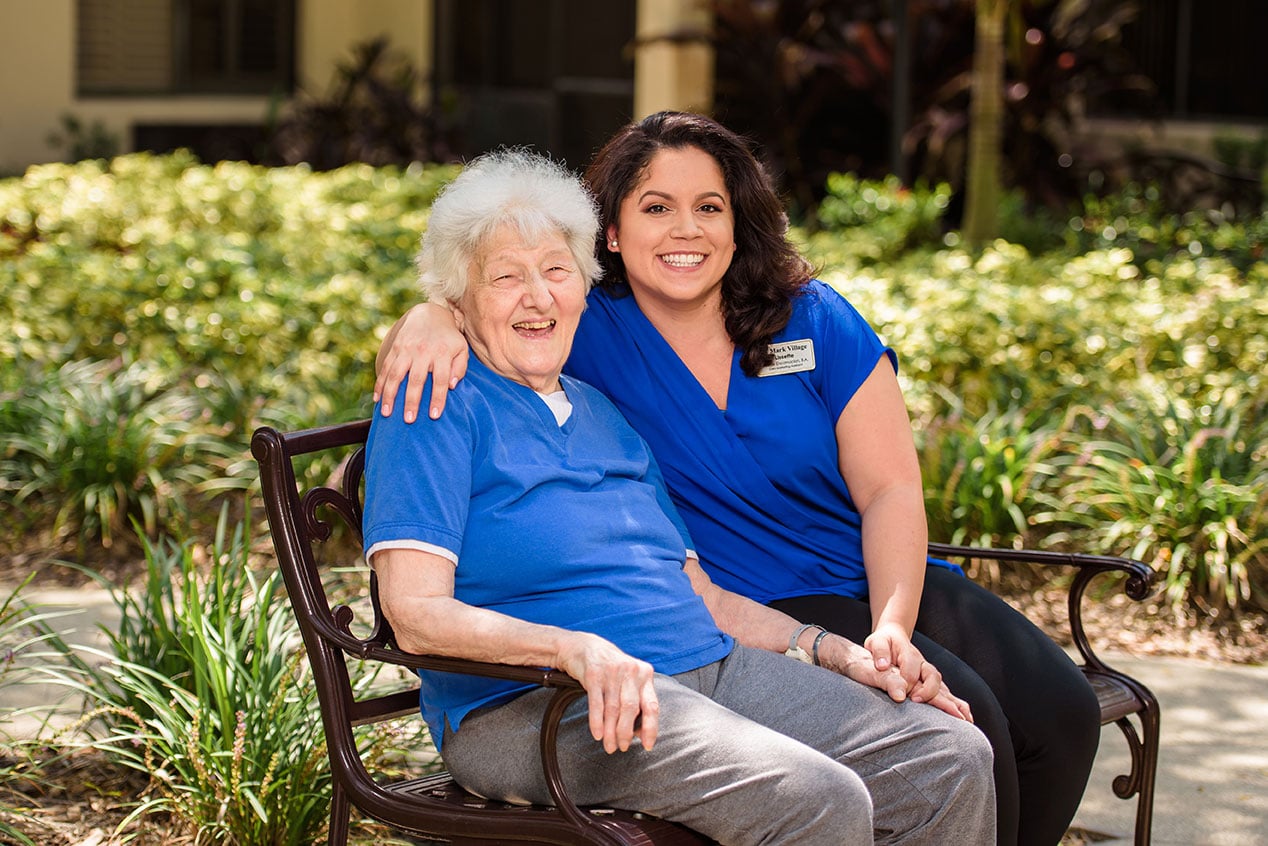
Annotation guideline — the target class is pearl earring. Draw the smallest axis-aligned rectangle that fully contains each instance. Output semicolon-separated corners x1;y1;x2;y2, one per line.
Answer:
609;239;618;248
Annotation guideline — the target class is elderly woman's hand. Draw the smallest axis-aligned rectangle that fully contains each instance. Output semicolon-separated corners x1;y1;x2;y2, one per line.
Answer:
556;632;660;754
822;634;974;723
374;302;469;422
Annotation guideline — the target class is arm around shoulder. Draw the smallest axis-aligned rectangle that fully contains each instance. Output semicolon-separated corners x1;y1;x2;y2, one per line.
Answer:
374;302;468;422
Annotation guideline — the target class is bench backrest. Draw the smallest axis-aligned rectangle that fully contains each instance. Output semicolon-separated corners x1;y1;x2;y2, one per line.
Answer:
252;420;706;845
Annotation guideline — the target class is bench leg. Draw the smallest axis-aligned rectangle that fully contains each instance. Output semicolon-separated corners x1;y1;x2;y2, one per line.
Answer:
328;779;351;846
1109;701;1160;846
1132;701;1159;846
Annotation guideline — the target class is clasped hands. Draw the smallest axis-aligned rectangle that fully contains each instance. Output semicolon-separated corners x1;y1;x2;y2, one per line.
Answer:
852;622;974;722
559;624;973;756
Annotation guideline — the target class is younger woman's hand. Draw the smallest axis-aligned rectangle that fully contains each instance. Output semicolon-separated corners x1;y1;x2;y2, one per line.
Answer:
822;632;974;722
865;623;924;688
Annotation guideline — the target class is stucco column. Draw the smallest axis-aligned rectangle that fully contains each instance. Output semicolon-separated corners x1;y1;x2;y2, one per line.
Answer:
634;0;714;118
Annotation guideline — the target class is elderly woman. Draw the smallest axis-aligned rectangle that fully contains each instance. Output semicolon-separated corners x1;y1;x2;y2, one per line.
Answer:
361;150;995;846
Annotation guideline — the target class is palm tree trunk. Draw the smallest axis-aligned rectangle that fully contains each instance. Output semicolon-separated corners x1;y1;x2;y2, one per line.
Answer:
962;0;1008;247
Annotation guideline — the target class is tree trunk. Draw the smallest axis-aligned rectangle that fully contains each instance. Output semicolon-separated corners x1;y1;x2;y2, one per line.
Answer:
962;0;1008;247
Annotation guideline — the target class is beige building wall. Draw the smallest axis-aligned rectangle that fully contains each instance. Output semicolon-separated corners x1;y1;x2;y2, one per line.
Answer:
297;0;431;98
0;0;431;174
0;0;78;174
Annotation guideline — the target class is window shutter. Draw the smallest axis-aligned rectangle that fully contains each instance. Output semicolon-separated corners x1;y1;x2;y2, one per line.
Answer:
77;0;174;94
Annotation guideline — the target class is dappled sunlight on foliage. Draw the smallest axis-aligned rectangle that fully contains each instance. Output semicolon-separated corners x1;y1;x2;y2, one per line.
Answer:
806;177;1266;618
1;157;1264;616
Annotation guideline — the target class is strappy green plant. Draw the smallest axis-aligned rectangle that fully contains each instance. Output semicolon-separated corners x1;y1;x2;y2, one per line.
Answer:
29;510;433;844
0;578;43;846
917;393;1065;552
2;359;214;549
1041;385;1267;616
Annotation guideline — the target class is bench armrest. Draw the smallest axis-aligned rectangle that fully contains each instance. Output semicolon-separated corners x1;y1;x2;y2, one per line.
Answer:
927;543;1156;673
320;604;618;838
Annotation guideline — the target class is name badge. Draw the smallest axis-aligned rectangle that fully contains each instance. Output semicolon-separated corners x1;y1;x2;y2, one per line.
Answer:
758;339;816;377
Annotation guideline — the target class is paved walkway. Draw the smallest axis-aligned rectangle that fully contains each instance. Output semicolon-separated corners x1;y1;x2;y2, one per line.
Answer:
3;587;1267;844
1070;652;1268;846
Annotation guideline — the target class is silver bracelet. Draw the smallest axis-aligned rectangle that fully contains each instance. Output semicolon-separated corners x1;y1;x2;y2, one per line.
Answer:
784;623;827;664
811;628;832;666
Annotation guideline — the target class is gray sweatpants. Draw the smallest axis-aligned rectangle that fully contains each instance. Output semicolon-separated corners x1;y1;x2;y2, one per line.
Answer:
442;644;996;846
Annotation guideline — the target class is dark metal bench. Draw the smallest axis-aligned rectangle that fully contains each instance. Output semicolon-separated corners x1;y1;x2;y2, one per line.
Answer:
252;419;1158;845
253;419;710;845
928;543;1160;846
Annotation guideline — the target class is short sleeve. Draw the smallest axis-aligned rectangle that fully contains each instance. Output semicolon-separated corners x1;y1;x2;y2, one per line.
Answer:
807;281;898;420
362;372;474;560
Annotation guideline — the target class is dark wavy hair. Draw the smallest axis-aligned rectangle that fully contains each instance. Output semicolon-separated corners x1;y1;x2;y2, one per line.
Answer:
584;111;813;376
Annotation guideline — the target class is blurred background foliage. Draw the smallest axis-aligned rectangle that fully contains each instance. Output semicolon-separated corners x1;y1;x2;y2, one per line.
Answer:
0;155;1264;620
697;0;1263;227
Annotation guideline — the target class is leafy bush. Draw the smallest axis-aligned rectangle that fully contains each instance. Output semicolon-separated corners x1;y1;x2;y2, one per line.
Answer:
29;512;432;844
0;359;237;549
915;395;1063;553
0;154;459;546
2;152;1264;618
1039;387;1268;615
1072;183;1268;273
49;515;336;843
805;194;1266;616
812;174;952;262
0;153;455;420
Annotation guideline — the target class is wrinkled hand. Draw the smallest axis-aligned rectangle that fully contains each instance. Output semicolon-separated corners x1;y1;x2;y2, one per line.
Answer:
374;302;468;422
556;632;659;753
825;633;973;722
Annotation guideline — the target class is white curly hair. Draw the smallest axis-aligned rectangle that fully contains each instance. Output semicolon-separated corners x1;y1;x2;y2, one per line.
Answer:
416;149;602;303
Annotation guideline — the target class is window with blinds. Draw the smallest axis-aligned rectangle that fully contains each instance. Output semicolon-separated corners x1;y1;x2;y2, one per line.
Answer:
77;0;294;96
1099;0;1267;122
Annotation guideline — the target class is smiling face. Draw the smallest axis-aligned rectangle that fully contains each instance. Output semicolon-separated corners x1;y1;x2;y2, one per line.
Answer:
607;145;736;314
452;225;588;392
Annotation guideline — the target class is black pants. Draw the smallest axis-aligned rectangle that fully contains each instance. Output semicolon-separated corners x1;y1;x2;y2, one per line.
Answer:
771;567;1101;846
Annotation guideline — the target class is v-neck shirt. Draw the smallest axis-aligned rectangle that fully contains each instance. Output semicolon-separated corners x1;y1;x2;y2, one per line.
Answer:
565;281;956;604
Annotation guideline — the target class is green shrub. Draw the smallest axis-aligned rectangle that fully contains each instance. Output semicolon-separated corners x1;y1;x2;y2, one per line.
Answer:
916;395;1064;551
2;153;1264;617
56;515;335;843
27;511;432;844
1039;386;1268;616
811;174;952;262
815;234;1266;614
1;154;461;547
1071;184;1268;273
0;154;457;425
1;359;222;548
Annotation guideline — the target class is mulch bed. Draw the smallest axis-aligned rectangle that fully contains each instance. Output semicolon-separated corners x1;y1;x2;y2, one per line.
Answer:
0;749;174;846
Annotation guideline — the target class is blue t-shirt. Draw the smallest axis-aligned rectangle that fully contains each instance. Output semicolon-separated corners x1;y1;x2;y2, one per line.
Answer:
362;357;733;745
565;280;959;604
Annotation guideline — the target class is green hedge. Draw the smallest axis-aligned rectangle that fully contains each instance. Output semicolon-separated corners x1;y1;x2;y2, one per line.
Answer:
1;156;1264;615
2;153;455;423
803;176;1266;614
